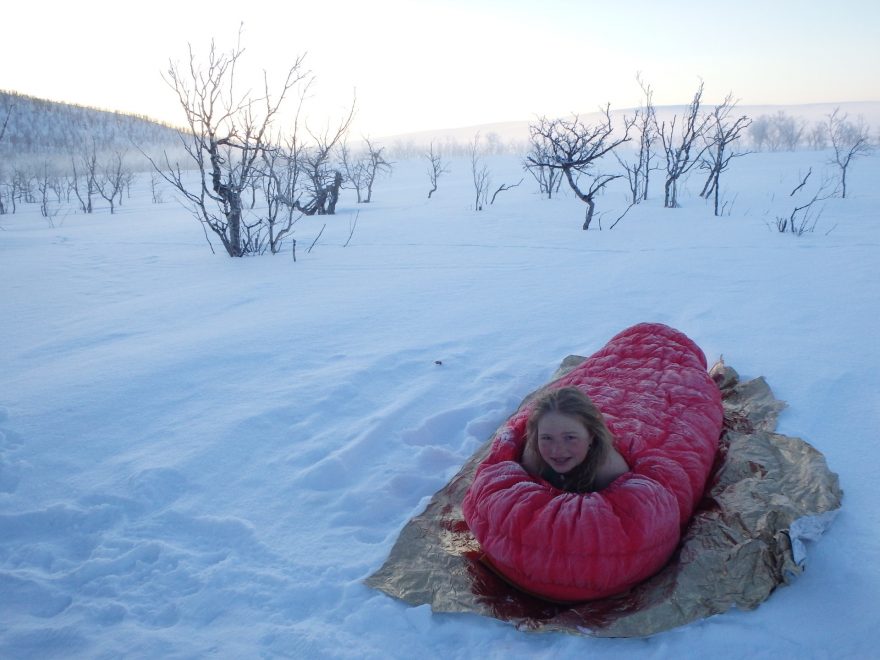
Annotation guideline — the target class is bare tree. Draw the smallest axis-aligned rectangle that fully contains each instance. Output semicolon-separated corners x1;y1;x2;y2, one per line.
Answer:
342;137;392;203
805;121;828;150
148;33;307;256
35;161;59;218
657;82;712;208
361;137;392;203
424;141;449;199
827;107;872;198
295;104;355;215
150;171;165;203
71;139;99;213
526;105;634;229
96;150;130;214
750;111;806;151
260;146;303;254
635;75;659;202
4;170;22;214
4;167;33;214
749;116;770;151
340;141;367;203
470;134;490;211
774;111;806;151
698;94;752;216
617;73;659;205
524;134;563;199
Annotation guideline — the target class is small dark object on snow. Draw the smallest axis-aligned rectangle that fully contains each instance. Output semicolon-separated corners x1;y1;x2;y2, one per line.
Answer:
434;360;443;366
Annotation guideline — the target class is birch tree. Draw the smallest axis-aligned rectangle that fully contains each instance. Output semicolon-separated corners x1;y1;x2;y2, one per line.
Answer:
657;82;712;208
526;106;634;229
150;33;307;256
827;107;872;198
699;94;752;216
424;141;449;199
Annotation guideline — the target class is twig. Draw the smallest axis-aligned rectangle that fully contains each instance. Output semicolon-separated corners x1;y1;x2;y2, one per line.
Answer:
790;168;811;196
490;178;524;204
343;211;359;247
609;202;636;229
307;223;326;254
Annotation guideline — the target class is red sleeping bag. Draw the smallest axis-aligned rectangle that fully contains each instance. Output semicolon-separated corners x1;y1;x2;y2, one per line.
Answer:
461;323;724;602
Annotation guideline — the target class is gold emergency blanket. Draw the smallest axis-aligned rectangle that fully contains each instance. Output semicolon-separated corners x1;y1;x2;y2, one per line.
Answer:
365;359;842;637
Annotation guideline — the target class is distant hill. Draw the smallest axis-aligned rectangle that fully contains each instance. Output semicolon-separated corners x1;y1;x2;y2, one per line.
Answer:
0;90;182;161
380;101;880;155
3;90;876;165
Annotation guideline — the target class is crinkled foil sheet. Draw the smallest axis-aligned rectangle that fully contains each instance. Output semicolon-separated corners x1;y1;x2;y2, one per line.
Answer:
365;359;843;637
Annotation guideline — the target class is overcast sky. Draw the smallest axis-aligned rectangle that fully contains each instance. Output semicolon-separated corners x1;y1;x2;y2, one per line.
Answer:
4;0;878;136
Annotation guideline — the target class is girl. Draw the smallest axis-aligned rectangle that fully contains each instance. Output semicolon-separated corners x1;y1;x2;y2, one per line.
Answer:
521;386;629;492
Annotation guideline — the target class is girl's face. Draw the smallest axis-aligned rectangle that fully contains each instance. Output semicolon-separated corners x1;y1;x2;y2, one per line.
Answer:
536;411;592;474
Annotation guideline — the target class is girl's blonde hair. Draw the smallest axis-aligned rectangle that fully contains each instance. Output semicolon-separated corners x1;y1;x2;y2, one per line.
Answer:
524;386;615;493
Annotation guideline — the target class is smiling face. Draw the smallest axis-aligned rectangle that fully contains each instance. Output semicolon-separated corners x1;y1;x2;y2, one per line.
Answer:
536;411;592;475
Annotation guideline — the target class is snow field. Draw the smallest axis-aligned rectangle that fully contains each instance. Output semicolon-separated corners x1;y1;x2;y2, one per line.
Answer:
1;147;878;657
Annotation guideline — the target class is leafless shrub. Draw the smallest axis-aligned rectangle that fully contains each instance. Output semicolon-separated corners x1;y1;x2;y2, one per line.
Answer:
150;171;165;203
617;73;659;204
827;107;872;198
523;137;563;199
773;168;837;235
470;134;490;211
96;150;131;214
295;103;355;215
424;141;450;199
805;121;828;150
260;146;304;254
35;161;59;218
71;139;99;213
657;81;712;208
699;93;752;216
341;136;391;204
147;30;307;256
750;111;805;151
525;105;634;229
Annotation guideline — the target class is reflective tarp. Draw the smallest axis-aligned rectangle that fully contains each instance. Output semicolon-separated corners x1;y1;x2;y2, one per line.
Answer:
365;359;842;637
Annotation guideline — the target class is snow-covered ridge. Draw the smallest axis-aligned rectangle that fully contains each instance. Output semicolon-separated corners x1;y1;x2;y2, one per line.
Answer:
379;101;880;151
0;90;182;159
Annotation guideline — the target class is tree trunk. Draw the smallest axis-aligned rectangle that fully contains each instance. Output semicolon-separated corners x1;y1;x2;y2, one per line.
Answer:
228;191;243;256
582;198;595;230
327;171;342;214
713;179;720;216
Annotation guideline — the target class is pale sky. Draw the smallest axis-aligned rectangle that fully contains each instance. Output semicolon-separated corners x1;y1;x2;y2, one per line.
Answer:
4;0;879;137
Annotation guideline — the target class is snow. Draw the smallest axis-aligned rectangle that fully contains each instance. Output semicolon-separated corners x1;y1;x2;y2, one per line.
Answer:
1;147;878;658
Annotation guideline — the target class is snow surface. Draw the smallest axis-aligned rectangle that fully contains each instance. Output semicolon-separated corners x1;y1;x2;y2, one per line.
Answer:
1;148;878;658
